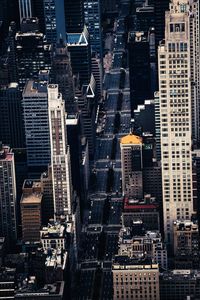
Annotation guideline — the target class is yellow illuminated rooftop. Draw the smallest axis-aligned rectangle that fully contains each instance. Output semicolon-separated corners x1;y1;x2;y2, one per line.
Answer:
120;134;142;145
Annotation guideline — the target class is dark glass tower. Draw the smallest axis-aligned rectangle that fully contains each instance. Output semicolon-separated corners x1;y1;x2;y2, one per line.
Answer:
154;0;169;47
64;0;84;33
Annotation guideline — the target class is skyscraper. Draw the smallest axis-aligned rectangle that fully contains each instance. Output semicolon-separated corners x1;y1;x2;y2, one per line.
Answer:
51;40;75;113
48;84;73;219
0;83;24;148
18;0;32;20
22;73;50;171
158;0;198;246
64;0;84;33
128;31;151;113
84;0;102;56
0;144;17;245
67;26;91;87
15;29;51;90
43;0;66;44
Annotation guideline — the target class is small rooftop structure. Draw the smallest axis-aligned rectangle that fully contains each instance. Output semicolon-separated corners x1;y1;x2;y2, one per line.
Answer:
120;134;142;145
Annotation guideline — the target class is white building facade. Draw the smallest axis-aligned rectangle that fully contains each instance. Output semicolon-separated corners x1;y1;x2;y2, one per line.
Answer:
48;84;73;219
158;0;199;246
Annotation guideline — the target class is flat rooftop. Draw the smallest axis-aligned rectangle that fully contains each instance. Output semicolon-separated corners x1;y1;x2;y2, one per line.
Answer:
67;32;88;45
21;193;42;204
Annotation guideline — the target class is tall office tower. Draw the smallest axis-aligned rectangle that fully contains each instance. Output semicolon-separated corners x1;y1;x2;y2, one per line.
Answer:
18;0;32;20
51;40;75;113
22;73;50;171
64;0;84;33
0;145;17;245
43;0;66;44
21;180;42;242
0;83;24;148
120;134;143;198
15;29;51;90
48;84;73;219
83;0;102;56
67;26;91;87
128;31;151;114
158;0;198;246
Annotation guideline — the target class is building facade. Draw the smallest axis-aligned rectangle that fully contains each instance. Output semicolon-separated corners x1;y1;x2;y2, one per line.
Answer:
120;134;143;198
22;77;50;170
84;0;102;56
21;180;42;242
0;145;17;245
112;257;160;300
43;0;66;44
48;84;73;219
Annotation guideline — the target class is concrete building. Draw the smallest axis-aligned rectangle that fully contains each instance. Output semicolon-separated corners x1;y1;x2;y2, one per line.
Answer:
21;179;42;242
43;0;66;44
158;0;198;246
120;134;143;198
173;220;200;268
112;257;160;300
48;84;73;219
0;144;17;245
40;221;67;251
22;76;50;170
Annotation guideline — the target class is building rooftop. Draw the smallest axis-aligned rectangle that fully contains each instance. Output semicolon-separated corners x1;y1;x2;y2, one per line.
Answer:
40;222;66;239
120;134;142;145
67;32;87;45
123;195;158;211
174;220;198;231
160;269;200;281
23;80;48;96
0;145;13;161
15;280;65;297
21;193;42;204
113;256;158;269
